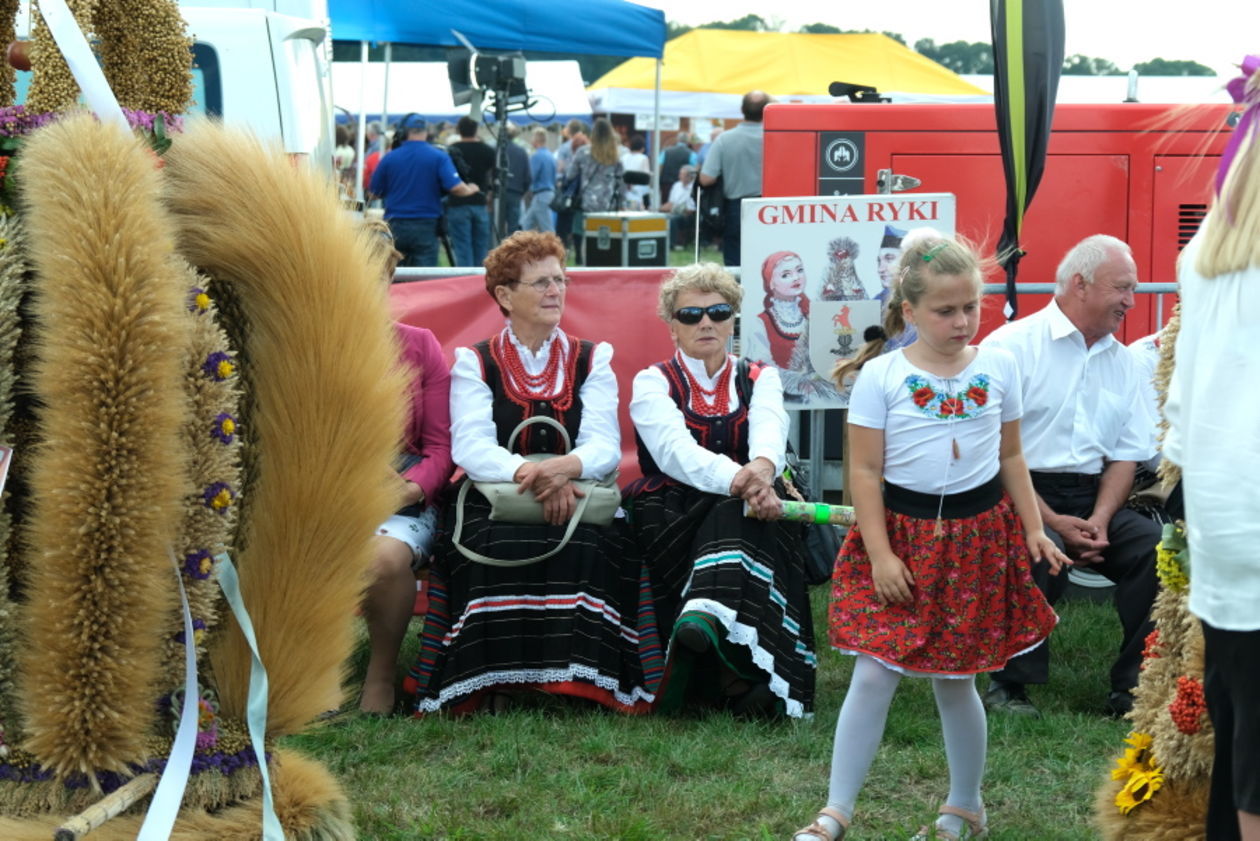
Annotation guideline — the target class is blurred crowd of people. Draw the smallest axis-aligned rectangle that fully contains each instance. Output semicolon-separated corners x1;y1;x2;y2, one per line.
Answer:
334;112;737;268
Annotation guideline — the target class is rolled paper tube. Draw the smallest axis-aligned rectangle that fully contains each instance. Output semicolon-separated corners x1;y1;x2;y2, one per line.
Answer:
745;500;856;526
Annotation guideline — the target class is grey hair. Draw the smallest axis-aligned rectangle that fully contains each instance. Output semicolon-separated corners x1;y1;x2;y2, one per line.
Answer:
657;262;742;323
1055;234;1133;292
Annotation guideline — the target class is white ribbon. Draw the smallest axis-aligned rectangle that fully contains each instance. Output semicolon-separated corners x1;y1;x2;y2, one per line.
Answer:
35;0;129;130
216;552;284;840
136;554;201;841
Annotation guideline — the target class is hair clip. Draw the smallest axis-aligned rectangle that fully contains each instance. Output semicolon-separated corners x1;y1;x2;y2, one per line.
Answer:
922;242;949;263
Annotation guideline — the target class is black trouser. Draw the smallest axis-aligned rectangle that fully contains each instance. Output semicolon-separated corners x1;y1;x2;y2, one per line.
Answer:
989;472;1160;694
1203;621;1260;840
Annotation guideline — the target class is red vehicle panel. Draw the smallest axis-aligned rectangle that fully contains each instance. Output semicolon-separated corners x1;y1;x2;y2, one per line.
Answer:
762;102;1236;341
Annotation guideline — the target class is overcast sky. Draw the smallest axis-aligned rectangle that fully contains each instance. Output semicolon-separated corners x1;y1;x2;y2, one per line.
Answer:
635;0;1257;78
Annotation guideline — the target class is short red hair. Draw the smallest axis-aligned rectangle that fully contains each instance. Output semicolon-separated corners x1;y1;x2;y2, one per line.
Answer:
483;231;567;315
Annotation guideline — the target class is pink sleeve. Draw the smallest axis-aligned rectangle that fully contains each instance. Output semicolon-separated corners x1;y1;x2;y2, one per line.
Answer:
398;327;454;502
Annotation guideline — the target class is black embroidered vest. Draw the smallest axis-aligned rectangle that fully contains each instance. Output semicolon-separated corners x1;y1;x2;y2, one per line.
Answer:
635;356;760;478
474;334;594;456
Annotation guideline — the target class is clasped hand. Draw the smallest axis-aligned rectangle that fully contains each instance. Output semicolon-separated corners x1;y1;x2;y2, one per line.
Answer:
729;457;781;520
1048;513;1109;565
515;460;584;525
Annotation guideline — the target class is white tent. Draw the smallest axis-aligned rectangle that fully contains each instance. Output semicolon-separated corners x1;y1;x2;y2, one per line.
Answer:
331;60;593;125
961;73;1230;104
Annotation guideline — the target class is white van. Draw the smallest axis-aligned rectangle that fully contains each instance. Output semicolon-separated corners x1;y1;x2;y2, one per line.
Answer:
14;0;335;170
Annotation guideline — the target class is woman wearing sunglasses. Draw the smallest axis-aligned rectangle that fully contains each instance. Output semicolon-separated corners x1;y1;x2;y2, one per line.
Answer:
404;231;660;715
626;263;816;718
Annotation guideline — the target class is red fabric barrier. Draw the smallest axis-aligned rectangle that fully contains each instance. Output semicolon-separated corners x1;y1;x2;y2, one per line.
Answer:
390;270;677;484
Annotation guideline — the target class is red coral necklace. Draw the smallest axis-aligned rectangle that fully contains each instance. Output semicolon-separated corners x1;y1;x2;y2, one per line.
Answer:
678;352;733;416
500;333;564;397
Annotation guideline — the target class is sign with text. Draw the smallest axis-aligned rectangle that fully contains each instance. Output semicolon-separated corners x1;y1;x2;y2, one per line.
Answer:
740;193;956;409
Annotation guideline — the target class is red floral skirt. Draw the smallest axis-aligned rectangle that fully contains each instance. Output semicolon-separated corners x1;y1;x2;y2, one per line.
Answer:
829;494;1056;676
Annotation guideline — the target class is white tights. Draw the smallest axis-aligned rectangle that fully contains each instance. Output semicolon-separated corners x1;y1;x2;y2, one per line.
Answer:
798;655;986;839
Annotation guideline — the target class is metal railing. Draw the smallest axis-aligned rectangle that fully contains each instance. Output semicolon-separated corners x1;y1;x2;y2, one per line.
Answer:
393;265;1179;494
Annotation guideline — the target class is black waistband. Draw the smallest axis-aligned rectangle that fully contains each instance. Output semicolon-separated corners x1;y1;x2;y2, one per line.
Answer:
883;474;1004;520
1029;471;1100;489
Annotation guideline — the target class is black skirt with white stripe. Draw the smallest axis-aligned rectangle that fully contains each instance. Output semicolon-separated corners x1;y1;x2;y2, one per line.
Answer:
405;482;664;714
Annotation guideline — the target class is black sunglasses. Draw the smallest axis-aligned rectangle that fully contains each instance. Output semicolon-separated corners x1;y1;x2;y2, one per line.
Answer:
673;303;734;325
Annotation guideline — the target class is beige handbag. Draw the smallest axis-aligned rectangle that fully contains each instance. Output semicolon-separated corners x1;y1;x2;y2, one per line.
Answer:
452;415;620;567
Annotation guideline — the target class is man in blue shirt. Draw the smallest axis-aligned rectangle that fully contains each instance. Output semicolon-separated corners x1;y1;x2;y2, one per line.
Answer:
369;115;478;268
521;127;556;233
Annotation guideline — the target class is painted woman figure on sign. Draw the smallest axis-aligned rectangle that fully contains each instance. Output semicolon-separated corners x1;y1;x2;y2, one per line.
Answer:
742;251;841;404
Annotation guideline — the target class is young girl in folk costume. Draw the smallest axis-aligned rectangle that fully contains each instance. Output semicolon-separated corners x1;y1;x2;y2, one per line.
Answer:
743;251;841;403
793;234;1065;841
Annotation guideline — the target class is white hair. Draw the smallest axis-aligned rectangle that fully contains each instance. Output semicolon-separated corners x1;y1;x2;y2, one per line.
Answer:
1055;234;1132;292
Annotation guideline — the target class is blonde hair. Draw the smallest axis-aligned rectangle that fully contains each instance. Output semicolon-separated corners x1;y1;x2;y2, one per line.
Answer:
589;117;620;167
656;262;743;322
360;218;402;282
1195;73;1260;278
833;232;985;386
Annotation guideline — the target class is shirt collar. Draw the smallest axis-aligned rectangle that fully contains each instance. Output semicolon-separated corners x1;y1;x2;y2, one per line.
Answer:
504;321;565;361
1045;299;1116;353
676;348;731;386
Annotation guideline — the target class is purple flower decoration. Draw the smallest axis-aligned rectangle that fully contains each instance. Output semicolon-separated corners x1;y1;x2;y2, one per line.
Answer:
188;286;211;314
211;412;237;444
183;548;215;580
202;351;236;382
203;482;235;514
175;618;207;645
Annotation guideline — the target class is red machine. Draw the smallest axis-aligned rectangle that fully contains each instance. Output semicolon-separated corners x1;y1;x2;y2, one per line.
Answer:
762;102;1237;341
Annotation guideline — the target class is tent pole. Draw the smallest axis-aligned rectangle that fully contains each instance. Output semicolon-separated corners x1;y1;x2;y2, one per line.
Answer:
382;42;392;136
354;40;369;208
650;57;662;211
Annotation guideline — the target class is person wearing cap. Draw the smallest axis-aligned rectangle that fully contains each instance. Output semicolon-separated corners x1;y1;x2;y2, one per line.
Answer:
369;114;479;268
875;225;918;352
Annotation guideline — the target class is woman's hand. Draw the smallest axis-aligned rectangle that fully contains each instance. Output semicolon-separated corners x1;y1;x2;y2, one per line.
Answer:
1027;530;1071;575
871;554;915;605
730;457;780;520
541;481;585;525
398;478;424;507
514;459;574;503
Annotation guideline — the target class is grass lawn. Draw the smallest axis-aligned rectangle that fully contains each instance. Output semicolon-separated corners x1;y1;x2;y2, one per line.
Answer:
285;591;1126;840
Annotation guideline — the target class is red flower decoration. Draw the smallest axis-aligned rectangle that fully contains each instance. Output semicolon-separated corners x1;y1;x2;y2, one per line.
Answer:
1168;675;1207;734
913;386;934;407
1141;629;1161;668
939;397;965;416
967;386;988;406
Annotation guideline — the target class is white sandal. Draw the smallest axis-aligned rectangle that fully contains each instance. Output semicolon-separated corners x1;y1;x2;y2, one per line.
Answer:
792;806;849;841
909;804;988;841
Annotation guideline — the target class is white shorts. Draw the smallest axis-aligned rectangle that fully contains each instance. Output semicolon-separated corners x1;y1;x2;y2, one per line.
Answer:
376;505;439;565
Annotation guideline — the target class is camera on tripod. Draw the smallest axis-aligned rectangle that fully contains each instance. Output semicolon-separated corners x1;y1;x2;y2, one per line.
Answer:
447;45;529;108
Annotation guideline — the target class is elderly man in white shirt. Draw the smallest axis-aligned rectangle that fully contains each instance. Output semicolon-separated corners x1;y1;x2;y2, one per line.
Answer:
979;234;1160;719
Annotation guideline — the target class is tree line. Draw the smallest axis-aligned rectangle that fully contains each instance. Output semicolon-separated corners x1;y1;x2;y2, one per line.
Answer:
331;15;1213;85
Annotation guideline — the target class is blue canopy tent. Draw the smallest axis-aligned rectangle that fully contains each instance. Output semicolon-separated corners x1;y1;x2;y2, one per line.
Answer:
328;0;667;203
328;0;666;58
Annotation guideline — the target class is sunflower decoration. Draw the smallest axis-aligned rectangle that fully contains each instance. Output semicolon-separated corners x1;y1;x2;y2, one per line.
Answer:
1110;730;1167;816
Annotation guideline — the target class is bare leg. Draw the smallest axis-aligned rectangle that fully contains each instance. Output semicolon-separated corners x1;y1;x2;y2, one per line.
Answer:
1239;810;1260;841
360;536;416;714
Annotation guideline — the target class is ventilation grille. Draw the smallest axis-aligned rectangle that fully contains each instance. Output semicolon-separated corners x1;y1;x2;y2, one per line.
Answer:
1178;203;1208;249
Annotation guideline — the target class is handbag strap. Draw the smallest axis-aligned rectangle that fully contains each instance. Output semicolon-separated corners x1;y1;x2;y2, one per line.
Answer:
506;414;572;454
451;478;592;567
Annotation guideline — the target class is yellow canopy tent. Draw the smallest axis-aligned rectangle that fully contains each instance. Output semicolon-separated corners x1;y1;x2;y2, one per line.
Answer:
588;30;988;118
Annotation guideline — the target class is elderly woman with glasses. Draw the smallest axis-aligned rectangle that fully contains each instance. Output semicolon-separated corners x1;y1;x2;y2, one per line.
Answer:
626;263;816;718
405;231;661;715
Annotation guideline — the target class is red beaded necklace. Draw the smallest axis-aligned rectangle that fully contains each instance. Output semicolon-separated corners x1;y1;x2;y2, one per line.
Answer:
499;333;564;395
678;351;733;417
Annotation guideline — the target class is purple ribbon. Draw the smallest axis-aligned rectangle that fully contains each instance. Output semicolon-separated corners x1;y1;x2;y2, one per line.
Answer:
1216;55;1260;197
